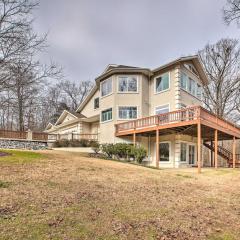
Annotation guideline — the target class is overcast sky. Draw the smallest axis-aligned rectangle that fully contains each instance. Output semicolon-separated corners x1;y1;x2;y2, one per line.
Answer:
33;0;239;83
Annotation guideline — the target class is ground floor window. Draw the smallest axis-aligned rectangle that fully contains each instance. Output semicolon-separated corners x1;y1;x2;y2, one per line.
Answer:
101;108;112;122
159;142;170;161
189;145;195;164
180;143;187;162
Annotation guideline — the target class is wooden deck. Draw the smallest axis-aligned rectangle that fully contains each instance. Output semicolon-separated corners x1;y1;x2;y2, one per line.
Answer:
115;106;240;139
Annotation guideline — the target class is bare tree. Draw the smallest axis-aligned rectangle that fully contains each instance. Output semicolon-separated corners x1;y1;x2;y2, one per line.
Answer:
6;58;61;131
0;0;46;90
59;80;93;110
199;38;240;120
223;0;240;25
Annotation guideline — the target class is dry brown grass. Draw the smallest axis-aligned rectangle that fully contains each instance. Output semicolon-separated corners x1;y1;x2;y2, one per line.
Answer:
0;150;240;240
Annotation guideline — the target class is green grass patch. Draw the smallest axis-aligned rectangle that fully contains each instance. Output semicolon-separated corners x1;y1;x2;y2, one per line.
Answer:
208;232;236;240
0;180;11;188
0;150;43;164
176;173;194;178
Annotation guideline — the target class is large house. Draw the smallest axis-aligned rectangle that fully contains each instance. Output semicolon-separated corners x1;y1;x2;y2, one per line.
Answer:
45;55;240;171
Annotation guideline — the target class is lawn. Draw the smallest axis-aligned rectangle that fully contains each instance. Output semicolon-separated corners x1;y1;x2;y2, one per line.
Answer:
0;150;240;240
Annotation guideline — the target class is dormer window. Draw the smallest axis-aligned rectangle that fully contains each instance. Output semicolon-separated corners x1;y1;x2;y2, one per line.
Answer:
118;76;137;92
155;72;170;93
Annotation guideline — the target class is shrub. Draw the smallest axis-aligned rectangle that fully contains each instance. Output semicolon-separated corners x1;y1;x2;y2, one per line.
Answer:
113;143;135;160
132;146;147;163
101;143;115;158
91;141;100;154
78;139;89;147
53;139;69;148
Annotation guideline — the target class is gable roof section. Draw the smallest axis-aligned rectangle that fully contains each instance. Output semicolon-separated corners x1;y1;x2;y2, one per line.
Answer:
44;122;54;131
152;55;209;85
54;110;84;126
76;55;209;114
76;85;98;113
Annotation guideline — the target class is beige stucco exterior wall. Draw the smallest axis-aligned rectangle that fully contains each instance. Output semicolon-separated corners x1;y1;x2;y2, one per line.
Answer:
149;68;177;115
81;90;100;118
179;65;203;107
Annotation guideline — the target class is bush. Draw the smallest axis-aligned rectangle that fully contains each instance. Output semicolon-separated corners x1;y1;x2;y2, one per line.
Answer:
100;143;147;163
53;139;69;148
53;139;98;148
91;141;100;154
113;143;134;160
101;143;115;158
132;146;147;163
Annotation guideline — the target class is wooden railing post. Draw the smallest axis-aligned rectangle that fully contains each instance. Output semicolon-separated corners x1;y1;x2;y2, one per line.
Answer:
214;129;218;169
27;129;33;141
197;122;202;174
233;136;236;169
156;129;159;168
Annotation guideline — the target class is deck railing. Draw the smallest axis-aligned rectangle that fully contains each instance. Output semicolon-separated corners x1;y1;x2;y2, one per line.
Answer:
0;129;27;140
115;106;200;134
115;106;240;136
49;133;98;141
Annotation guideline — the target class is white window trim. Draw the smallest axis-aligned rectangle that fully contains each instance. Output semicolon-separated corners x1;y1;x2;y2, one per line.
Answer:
179;141;197;164
117;105;139;120
188;143;196;165
100;78;113;98
154;103;170;115
159;141;171;163
101;108;113;123
117;75;139;94
180;71;202;101
180;142;188;162
154;72;171;94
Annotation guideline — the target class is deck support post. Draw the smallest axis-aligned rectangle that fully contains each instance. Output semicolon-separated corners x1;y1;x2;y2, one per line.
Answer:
197;122;202;174
233;136;236;169
133;132;136;147
156;129;159;168
214;129;218;169
210;140;214;167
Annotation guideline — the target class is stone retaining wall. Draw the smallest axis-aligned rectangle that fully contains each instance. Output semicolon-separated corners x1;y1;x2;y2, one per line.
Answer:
0;139;48;150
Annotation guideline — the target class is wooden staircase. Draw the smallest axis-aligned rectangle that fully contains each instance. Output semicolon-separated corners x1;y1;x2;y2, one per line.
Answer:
203;142;240;167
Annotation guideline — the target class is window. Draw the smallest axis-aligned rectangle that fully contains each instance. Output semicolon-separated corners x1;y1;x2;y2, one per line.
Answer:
189;78;196;95
155;104;169;115
101;78;112;97
159;142;170;162
118;76;137;92
180;72;188;90
180;143;187;162
101;108;112;122
118;106;137;119
94;97;99;109
197;84;202;99
180;71;202;99
189;145;195;164
155;73;170;93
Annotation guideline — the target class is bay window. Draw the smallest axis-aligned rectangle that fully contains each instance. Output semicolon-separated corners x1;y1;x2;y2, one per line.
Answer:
180;72;188;90
197;84;202;99
118;106;137;119
101;108;112;122
101;78;112;97
155;72;170;93
118;76;137;92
